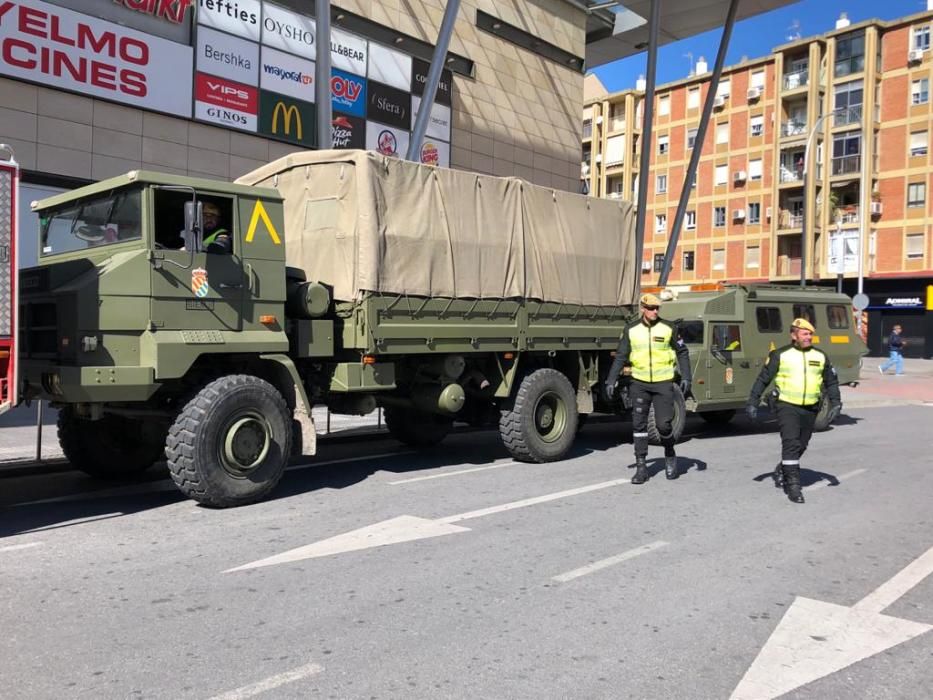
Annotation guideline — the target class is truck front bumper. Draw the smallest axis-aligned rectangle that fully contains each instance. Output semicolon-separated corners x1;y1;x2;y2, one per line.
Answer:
21;364;159;404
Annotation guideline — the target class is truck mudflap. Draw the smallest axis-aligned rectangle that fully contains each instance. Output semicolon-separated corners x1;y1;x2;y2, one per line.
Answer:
0;145;19;415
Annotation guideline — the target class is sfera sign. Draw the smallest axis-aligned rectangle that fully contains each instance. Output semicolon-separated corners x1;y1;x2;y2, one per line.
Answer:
0;0;192;116
367;81;410;130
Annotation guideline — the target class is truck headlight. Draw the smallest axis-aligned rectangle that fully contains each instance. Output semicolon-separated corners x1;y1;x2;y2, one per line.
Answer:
41;372;63;396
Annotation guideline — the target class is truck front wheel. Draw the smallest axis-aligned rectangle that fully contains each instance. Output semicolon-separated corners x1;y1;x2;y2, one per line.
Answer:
58;408;166;479
383;406;452;447
499;368;578;463
166;375;292;508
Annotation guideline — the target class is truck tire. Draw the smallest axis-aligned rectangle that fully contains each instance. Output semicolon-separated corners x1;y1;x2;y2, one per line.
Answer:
499;368;578;463
166;375;292;508
699;409;736;427
646;384;687;445
383;406;452;447
58;407;165;479
813;397;834;432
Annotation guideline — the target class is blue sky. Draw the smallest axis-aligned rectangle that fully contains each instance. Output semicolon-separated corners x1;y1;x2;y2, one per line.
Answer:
591;0;929;91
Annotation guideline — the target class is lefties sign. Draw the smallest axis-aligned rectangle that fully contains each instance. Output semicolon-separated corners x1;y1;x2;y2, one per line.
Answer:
195;72;257;131
0;0;193;116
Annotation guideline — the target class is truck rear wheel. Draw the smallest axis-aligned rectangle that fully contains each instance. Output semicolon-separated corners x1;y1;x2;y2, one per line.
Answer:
58;407;166;479
383;406;452;447
499;368;578;463
166;375;292;508
646;384;687;445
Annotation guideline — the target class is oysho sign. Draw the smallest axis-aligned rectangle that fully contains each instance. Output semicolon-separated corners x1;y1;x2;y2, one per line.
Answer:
261;2;314;57
0;0;193;116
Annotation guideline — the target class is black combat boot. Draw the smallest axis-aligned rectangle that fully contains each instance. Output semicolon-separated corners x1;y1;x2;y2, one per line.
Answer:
632;456;649;484
664;449;678;480
772;462;784;489
782;464;805;504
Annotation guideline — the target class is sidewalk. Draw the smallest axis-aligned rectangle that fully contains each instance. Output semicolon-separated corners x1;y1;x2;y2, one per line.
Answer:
842;356;933;407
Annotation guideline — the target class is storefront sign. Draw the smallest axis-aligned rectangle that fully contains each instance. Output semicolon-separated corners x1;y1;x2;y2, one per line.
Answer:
365;122;409;158
197;25;258;85
367;81;410;130
418;138;450;168
330;26;366;76
368;42;410;92
259;46;314;102
412;95;451;142
882;297;924;308
197;0;260;42
113;0;193;23
330;67;365;118
331;113;365;149
194;71;257;131
411;57;452;106
261;2;314;57
258;89;315;147
43;0;191;43
0;0;193;116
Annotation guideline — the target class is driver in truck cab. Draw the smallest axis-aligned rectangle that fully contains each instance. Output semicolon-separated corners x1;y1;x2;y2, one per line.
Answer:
201;201;231;254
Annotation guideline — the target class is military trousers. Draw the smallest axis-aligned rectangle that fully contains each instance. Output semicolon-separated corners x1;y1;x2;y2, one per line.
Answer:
775;400;818;466
631;379;675;457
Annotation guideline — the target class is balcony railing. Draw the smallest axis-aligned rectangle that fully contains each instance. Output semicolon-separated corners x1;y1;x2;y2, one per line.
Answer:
831;155;861;175
778;212;804;229
782;70;808;90
609;116;626;131
582;123;593;139
833;105;862;126
777;256;802;276
782;120;807;137
834;206;860;224
780;167;804;183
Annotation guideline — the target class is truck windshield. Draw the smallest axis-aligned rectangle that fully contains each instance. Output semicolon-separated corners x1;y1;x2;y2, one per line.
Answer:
40;189;142;257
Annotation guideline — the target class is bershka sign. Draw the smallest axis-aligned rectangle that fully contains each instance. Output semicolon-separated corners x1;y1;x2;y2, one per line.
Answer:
195;71;257;131
260;46;314;103
197;25;257;85
112;0;193;24
367;80;410;130
261;2;313;57
330;67;365;118
0;0;193;116
197;0;260;42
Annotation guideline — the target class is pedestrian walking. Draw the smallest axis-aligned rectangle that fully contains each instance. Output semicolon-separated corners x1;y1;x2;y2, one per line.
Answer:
878;324;906;376
745;318;842;504
605;293;692;484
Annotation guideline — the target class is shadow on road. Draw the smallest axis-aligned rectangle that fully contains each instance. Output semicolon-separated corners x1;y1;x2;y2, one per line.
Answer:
752;469;841;488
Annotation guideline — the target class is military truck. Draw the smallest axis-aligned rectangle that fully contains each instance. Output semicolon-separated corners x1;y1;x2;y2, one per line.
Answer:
19;150;650;507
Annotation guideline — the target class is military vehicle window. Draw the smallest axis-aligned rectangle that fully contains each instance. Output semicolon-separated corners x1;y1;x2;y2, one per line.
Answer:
827;304;849;329
678;320;703;345
153;191;233;252
712;324;742;351
793;303;816;327
756;306;783;332
40;189;141;257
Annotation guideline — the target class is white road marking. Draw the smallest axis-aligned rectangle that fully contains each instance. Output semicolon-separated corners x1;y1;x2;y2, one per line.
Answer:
206;660;324;700
286;451;415;473
0;542;43;553
731;545;933;700
807;468;867;491
553;541;669;583
21;513;124;533
388;461;517;484
227;478;630;572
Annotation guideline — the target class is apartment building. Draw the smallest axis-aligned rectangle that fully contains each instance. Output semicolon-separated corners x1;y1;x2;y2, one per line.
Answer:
583;9;933;358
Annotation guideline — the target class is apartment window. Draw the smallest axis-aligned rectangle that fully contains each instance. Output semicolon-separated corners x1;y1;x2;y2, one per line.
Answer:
688;87;700;109
748;158;763;181
832;132;861;174
906;233;924;259
835;31;865;77
912;78;929;105
914;25;931;52
656;213;667;232
748;202;761;224
750;115;764;137
712;248;725;270
834;81;863;124
908;182;926;208
683;250;695;270
687;128;698;149
716;122;729;144
715;164;728;185
716;78;731;97
656;174;668;193
686;211;697;229
751;70;765;89
714;206;726;227
654;253;666;272
582;119;592;140
659;94;670;116
910;130;929;157
746;245;760;268
658;134;669;155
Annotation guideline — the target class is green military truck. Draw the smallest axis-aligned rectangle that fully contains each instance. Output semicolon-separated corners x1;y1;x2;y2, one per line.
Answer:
19;150;646;507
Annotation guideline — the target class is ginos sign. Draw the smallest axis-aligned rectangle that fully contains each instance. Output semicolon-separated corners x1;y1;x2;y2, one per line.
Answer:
0;0;193;116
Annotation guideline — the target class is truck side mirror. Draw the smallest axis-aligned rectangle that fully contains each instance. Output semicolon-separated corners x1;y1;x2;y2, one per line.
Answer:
183;200;203;252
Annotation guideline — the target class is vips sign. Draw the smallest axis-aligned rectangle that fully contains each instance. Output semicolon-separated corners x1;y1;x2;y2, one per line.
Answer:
195;72;257;131
258;90;315;147
0;0;193;116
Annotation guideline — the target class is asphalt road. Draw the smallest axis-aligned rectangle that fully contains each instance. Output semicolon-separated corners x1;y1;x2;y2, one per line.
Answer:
1;406;931;699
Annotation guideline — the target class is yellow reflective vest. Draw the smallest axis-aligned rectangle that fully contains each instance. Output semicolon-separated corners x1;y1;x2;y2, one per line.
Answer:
620;319;679;382
774;345;826;405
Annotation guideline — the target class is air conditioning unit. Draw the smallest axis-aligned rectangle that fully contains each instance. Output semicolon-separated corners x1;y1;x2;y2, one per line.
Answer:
733;170;748;183
733;208;746;220
714;95;726;108
766;206;773;219
870;200;883;215
747;87;762;100
908;49;924;63
641;260;652;271
594;153;602;163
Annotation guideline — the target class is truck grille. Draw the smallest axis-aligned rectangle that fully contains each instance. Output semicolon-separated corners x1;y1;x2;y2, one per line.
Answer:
20;301;58;357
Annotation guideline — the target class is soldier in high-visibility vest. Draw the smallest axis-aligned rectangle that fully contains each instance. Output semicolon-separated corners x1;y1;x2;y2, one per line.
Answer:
746;318;842;503
202;201;232;253
605;293;692;484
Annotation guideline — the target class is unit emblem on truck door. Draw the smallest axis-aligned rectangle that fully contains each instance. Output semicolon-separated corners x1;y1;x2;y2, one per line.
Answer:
192;267;210;298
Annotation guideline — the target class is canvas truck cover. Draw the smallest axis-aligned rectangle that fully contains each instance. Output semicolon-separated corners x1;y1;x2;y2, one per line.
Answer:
236;150;637;306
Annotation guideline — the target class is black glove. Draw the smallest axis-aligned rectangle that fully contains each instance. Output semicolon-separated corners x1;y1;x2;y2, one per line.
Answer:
745;404;758;421
679;380;692;397
604;380;616;400
827;404;842;423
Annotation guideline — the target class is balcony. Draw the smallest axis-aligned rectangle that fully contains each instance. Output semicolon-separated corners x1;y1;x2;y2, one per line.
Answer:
782;120;807;137
834;206;860;224
778;211;804;229
782;70;808;90
831;155;861;176
582;123;593;140
609;116;626;132
833;106;862;127
777;256;802;276
779;167;804;184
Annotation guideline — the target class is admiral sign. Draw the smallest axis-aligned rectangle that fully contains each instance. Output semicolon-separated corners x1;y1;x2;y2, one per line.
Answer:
195;72;257;131
0;0;193;117
196;0;261;41
331;68;366;118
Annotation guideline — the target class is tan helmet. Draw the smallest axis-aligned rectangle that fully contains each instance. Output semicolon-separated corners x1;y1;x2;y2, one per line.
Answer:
791;317;815;333
640;292;661;307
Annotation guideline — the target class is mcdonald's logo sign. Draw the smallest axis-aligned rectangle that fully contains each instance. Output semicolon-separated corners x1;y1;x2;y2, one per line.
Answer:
259;90;316;148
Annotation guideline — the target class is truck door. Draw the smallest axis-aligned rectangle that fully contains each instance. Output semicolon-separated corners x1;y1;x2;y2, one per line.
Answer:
705;323;756;402
236;196;287;331
0;147;19;414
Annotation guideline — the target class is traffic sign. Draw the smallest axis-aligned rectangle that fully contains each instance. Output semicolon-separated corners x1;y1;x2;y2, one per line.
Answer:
852;293;869;311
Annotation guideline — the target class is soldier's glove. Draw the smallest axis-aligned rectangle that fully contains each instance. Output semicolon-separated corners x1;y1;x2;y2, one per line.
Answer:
745;404;758;421
604;380;616;400
827;403;842;423
679;380;692;397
